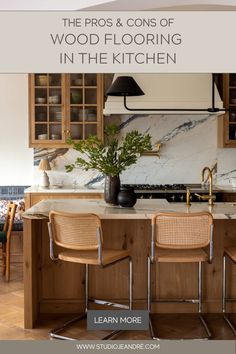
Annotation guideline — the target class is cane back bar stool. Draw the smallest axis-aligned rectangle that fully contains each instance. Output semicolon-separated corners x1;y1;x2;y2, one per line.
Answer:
148;212;214;340
1;202;17;282
48;211;133;340
222;247;236;335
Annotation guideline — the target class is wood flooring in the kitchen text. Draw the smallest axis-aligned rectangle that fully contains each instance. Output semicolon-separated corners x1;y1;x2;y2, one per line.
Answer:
1;263;236;340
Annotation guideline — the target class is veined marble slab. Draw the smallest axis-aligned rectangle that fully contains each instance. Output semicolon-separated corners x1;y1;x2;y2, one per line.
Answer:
23;199;236;220
33;114;236;187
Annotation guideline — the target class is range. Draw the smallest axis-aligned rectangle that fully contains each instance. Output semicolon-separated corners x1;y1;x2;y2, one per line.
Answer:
122;184;223;203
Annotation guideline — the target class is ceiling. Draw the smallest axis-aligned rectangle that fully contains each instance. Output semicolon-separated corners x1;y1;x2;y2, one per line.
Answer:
1;0;236;10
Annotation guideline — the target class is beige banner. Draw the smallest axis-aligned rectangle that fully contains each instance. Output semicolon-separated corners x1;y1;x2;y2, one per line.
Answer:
0;340;235;354
0;11;236;73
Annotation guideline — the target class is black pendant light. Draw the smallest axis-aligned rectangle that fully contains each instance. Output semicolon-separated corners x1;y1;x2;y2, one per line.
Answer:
106;74;226;113
106;76;145;97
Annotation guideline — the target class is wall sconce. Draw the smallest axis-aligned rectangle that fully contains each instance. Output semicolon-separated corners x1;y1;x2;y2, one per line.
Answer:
106;74;226;114
141;143;161;158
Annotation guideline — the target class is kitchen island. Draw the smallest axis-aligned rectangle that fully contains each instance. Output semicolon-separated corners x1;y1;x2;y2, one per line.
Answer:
23;199;236;329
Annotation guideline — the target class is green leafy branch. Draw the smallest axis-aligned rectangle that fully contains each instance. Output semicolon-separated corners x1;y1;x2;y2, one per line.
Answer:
65;124;152;177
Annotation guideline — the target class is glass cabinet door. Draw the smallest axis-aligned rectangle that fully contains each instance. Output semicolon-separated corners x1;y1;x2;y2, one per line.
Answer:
29;73;103;147
67;74;101;141
32;74;65;145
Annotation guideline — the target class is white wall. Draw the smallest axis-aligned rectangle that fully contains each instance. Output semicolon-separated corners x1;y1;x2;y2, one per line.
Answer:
0;74;33;185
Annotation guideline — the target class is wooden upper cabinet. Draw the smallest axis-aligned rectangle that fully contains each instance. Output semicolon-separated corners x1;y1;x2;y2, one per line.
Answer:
29;73;104;147
218;74;236;148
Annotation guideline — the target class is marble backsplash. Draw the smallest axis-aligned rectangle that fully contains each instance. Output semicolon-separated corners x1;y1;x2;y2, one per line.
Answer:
33;114;236;187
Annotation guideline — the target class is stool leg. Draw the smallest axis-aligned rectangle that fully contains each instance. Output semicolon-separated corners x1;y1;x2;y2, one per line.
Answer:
103;258;133;341
50;259;131;341
147;256;151;313
85;264;89;312
149;260;211;340
5;241;10;282
222;255;226;314
90;258;132;310
198;261;202;314
148;256;156;339
198;261;211;338
222;255;236;335
49;264;89;340
129;257;133;310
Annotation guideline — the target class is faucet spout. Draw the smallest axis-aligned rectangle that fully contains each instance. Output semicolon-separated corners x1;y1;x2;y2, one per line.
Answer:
199;166;215;206
202;167;211;184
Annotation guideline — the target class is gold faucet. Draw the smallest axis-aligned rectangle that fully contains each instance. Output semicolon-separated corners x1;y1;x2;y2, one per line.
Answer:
195;166;216;206
186;187;191;206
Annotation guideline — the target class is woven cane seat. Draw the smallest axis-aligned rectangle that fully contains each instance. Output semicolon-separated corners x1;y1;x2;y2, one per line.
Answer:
156;248;208;263
225;247;236;262
58;249;130;265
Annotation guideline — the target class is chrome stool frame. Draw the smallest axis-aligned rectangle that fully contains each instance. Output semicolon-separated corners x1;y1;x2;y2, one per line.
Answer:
148;212;214;340
222;252;236;335
50;258;133;341
48;212;133;341
148;258;211;340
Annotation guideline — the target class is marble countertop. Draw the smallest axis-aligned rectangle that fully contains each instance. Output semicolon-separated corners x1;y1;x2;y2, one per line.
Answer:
24;185;236;194
24;186;104;194
23;198;236;220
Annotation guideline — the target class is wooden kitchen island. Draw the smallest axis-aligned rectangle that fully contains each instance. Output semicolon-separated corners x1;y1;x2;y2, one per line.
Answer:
23;199;236;329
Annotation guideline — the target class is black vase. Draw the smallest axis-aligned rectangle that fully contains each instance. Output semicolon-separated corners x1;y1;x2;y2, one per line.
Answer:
104;175;120;205
117;186;137;208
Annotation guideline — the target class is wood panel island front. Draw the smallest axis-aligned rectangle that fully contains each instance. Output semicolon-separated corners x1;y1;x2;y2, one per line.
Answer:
23;199;236;329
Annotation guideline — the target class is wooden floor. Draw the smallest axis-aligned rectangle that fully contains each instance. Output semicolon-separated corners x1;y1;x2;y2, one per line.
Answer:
1;263;236;340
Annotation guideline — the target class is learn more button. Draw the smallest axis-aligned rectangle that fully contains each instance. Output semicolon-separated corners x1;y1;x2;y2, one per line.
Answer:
87;310;149;330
